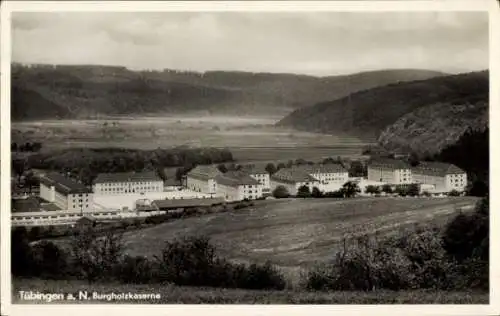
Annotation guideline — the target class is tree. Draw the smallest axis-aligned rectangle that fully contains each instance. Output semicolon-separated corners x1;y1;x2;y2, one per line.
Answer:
272;185;290;199
32;241;69;279
395;186;408;197
71;226;124;284
11;142;18;152
407;184;420;197
365;185;381;196
297;185;311;198
311;187;323;198
217;164;228;173
277;163;286;170
286;160;294;168
341;181;360;198
382;184;393;195
349;161;366;177
12;158;28;182
448;190;461;197
265;163;277;175
23;171;39;194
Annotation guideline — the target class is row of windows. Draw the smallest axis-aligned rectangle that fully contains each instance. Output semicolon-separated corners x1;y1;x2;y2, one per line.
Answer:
72;204;90;209
99;181;161;187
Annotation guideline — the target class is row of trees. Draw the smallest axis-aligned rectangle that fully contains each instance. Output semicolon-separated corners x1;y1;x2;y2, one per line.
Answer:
13;147;234;186
272;181;362;199
11;141;43;152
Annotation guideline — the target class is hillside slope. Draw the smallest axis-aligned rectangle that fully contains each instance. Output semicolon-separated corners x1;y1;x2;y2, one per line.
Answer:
277;71;488;138
11;64;444;120
378;101;488;156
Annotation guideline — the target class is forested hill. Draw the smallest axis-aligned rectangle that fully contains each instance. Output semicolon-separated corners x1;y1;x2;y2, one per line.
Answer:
11;63;444;120
277;70;488;141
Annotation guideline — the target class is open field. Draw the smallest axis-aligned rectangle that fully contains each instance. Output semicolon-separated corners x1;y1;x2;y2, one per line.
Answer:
12;278;488;304
11;117;373;162
120;197;477;266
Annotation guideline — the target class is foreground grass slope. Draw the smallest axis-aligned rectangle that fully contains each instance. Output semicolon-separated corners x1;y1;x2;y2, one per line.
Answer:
119;197;477;268
12;278;488;304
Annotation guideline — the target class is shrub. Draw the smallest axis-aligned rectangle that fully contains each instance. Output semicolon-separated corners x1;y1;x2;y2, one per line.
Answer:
311;187;323;198
272;185;290;199
324;190;344;198
155;236;287;290
31;241;69;279
117;255;160;284
448;190;461;197
297;185;311;198
442;197;489;262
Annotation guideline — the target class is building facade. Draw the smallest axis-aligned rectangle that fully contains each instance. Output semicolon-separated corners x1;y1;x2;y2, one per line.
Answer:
186;165;222;195
93;171;163;196
367;159;412;185
412;161;467;193
215;171;262;201
300;164;349;192
241;164;271;195
39;173;93;211
270;167;321;196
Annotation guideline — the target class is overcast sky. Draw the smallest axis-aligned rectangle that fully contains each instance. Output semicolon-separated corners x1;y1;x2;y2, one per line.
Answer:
12;11;488;76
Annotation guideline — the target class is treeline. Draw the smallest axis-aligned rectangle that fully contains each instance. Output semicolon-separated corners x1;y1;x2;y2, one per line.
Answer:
12;228;285;290
11;142;43;152
304;197;489;291
431;128;489;196
14;147;234;186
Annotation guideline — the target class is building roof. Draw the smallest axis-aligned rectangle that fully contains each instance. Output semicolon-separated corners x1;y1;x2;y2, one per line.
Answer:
94;171;162;184
216;171;260;187
12;197;41;213
368;158;410;170
271;167;319;184
39;173;91;195
412;161;465;177
240;163;269;175
152;197;225;209
299;163;347;174
186;165;222;181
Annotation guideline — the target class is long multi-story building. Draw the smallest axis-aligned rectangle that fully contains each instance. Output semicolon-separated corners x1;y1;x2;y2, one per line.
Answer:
215;171;262;201
39;173;93;211
93;171;163;195
367;158;412;185
240;164;271;195
185;165;222;195
300;163;349;191
412;161;467;193
270;167;321;195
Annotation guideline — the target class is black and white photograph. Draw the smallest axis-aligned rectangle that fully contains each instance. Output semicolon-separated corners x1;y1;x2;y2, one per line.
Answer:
1;0;498;314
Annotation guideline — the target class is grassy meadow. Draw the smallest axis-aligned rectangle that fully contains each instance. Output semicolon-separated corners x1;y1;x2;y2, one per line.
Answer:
45;196;478;287
12;278;488;304
11;116;372;162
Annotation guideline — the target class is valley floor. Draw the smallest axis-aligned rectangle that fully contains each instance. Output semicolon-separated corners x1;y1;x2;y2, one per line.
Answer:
11;278;489;304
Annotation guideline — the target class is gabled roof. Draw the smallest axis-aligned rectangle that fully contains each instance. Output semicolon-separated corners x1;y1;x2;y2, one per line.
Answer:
40;173;91;194
94;171;162;184
299;163;347;174
368;158;410;170
240;163;269;175
187;165;222;181
412;161;466;177
216;171;260;187
271;167;319;184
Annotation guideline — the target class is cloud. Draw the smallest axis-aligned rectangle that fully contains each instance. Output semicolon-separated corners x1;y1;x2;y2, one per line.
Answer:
11;11;488;75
